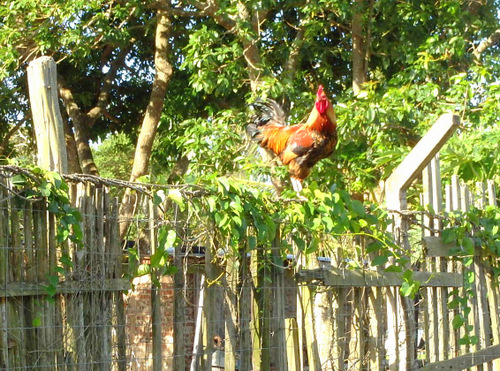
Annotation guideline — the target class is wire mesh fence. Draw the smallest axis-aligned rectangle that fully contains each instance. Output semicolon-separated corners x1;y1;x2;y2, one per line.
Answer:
0;165;499;370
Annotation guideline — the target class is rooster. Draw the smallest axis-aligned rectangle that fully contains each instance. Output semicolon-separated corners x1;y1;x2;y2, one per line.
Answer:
247;85;337;192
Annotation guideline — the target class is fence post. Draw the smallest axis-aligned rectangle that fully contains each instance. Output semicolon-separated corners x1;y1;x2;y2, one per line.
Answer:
385;114;459;370
27;56;68;174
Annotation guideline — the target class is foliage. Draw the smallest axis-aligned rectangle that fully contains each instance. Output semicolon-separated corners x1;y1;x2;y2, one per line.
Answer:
441;205;500;345
11;166;82;245
10;166;81;298
93;132;135;180
0;0;499;303
128;175;417;297
441;125;500;184
1;0;499;196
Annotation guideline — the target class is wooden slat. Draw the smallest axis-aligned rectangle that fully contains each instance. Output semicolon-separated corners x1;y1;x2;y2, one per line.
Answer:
419;344;500;370
422;236;456;257
487;180;497;206
296;267;463;288
285;318;300;371
0;279;130;297
271;231;287;371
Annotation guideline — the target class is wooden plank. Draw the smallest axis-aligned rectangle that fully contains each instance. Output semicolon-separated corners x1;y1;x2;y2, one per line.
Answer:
224;255;237;371
487;180;497;206
190;274;205;371
474;257;493;371
485;268;500;370
334;288;347;371
419;344;500;370
110;195;127;371
422;236;456;257
386;287;400;370
239;244;252;371
422;161;438;363
285;318;300;371
300;255;322;371
385;114;460;210
348;288;366;369
0;279;129;297
251;248;263;370
173;202;186;371
476;182;487;209
296;268;463;288
0;182;9;367
271;231;287;371
149;200;162;371
367;287;384;370
451;175;461;211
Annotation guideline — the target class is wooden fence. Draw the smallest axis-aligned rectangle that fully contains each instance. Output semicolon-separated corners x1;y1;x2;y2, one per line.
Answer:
0;115;499;371
0;175;128;369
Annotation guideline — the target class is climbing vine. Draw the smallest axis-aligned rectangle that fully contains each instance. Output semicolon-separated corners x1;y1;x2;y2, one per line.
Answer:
442;205;500;345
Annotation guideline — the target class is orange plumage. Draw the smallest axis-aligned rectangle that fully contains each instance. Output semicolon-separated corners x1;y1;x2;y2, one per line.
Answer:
247;86;337;186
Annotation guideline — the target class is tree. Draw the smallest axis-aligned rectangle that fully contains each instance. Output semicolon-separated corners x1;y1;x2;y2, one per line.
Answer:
1;0;499;196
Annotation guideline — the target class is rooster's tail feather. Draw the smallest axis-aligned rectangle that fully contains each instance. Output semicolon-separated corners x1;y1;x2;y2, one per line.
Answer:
247;99;286;143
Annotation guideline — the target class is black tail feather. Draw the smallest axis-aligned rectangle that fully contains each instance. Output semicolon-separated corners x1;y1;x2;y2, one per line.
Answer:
247;99;286;142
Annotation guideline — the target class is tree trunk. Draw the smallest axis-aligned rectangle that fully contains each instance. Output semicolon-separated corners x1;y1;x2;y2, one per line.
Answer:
58;81;99;175
60;109;82;174
352;0;366;95
119;7;173;239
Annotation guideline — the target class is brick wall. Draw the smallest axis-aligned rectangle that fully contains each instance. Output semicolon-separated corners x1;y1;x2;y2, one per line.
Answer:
124;272;199;369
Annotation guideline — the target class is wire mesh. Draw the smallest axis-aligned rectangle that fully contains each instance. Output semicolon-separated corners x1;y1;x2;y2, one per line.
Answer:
0;168;499;370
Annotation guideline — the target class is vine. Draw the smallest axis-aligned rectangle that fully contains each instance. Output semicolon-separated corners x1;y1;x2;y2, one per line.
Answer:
442;205;500;345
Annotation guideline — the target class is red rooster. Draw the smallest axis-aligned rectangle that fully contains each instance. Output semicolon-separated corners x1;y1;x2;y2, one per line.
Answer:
247;85;338;191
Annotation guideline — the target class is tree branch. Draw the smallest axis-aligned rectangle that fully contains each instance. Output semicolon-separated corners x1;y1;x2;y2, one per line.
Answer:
87;46;130;122
284;24;306;81
473;28;500;62
128;9;173;183
187;0;236;31
58;77;99;175
0;121;24;156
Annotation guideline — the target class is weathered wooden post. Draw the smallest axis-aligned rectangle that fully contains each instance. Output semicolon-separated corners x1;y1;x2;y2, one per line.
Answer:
27;56;68;174
384;113;460;370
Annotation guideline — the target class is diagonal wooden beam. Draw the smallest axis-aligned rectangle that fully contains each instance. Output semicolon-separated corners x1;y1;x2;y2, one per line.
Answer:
385;113;460;210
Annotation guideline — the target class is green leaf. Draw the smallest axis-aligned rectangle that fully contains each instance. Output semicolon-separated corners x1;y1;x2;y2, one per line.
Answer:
442;229;457;244
39;181;51;197
305;237;319;254
151;250;167;268
168;189;185;211
153;190;165;206
372;255;388;266
11;174;26;186
385;265;402;273
452;314;464;329
44;284;57;297
137;264;151;276
47;274;59;287
461;237;474;255
32;316;42;328
351;200;366;217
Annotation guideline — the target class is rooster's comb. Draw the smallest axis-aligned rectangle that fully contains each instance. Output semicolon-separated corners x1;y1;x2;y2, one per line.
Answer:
317;85;324;97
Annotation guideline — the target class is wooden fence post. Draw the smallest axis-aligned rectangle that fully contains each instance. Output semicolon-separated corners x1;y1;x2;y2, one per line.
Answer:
385;113;460;370
27;56;68;174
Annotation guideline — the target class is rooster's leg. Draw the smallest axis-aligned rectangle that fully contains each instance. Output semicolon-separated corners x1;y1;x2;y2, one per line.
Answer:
291;177;303;193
